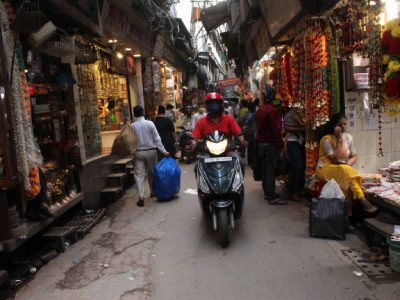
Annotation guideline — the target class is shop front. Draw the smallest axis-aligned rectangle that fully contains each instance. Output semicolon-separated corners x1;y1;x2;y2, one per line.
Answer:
74;47;131;157
251;0;400;252
160;60;183;108
0;1;84;252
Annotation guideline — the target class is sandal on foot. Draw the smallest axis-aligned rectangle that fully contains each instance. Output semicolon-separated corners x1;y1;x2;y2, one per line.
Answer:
363;205;378;214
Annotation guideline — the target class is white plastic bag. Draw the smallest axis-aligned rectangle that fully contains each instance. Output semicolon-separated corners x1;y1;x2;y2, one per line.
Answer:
320;179;345;199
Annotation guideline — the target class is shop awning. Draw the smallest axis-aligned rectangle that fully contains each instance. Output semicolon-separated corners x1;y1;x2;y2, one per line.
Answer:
200;1;230;32
40;0;102;37
220;31;239;60
259;0;340;42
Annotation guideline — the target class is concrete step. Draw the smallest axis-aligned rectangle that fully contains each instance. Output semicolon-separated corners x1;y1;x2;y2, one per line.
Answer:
106;172;128;189
8;206;18;217
112;158;133;173
101;187;123;205
10;223;28;238
9;213;20;228
0;270;8;287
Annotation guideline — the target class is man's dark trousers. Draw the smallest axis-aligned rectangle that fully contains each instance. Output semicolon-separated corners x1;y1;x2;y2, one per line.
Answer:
258;142;279;199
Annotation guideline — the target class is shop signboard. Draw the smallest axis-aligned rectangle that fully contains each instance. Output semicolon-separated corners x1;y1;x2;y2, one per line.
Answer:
217;78;240;99
153;34;165;60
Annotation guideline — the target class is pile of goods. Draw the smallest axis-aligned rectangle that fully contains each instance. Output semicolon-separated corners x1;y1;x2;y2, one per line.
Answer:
388;160;400;182
365;181;400;206
389;232;400;242
361;173;382;189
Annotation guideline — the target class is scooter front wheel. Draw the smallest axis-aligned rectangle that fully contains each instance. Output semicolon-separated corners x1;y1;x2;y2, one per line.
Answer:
217;208;232;248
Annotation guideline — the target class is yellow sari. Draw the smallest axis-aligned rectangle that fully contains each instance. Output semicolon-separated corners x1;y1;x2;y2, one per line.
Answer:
316;134;364;213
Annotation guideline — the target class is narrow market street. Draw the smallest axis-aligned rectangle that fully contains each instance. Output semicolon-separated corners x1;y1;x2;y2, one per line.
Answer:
14;163;400;300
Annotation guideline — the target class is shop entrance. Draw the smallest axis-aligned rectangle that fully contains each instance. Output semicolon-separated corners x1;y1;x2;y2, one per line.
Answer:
76;53;131;157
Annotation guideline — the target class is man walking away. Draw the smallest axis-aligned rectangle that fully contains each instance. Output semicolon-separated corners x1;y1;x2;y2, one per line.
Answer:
131;105;169;207
255;87;286;205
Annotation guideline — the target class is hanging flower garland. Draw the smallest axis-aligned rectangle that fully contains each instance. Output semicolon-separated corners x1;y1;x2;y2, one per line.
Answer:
337;0;366;57
382;17;400;116
293;35;305;105
293;21;332;177
272;48;295;107
326;25;341;115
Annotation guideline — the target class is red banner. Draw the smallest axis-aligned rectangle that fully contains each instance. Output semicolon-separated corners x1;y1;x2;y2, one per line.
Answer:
217;78;240;88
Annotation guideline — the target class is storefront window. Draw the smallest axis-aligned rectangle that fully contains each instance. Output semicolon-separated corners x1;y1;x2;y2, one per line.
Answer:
96;67;129;131
160;60;182;107
76;50;131;156
76;64;102;158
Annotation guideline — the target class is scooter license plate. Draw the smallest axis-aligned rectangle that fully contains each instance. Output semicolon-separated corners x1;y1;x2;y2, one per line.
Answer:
204;157;232;163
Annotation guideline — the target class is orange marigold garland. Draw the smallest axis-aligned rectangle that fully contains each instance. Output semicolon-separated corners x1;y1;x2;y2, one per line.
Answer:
296;22;332;177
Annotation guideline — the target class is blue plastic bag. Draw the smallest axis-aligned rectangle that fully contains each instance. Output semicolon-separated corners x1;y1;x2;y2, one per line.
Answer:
153;158;181;201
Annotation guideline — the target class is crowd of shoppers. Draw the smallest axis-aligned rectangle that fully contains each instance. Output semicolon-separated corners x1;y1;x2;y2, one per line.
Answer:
130;85;375;225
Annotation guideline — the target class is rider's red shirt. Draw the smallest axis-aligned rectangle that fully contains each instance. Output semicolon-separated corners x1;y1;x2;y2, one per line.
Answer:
192;114;241;140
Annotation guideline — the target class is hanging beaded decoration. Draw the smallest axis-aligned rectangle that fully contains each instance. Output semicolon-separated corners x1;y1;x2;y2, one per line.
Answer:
363;0;384;156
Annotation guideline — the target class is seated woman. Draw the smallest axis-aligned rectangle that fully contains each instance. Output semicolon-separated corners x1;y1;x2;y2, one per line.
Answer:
316;113;378;214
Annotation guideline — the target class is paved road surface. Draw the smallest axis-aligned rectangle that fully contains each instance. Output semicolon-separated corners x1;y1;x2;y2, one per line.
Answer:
16;163;400;300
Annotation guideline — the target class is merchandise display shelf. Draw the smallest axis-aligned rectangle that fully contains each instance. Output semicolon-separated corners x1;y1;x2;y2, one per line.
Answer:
365;192;400;216
0;192;84;253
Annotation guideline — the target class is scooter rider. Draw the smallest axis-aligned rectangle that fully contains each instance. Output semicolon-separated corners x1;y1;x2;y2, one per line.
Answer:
191;92;248;173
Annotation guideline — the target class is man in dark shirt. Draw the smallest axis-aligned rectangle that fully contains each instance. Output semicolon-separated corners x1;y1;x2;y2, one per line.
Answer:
255;86;286;205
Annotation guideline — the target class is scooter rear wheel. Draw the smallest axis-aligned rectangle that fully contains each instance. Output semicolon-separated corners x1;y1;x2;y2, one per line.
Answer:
217;208;232;248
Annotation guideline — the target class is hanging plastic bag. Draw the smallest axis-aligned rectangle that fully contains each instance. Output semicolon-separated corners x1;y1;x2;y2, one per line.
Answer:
320;179;345;199
153;158;181;202
111;124;136;156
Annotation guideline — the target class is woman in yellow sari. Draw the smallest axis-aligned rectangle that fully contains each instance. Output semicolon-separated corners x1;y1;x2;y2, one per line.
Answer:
316;114;378;214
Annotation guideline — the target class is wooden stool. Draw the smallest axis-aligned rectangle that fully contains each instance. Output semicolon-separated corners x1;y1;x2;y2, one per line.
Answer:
42;227;78;252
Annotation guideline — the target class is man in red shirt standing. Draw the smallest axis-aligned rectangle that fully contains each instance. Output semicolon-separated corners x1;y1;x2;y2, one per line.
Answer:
192;92;247;172
255;86;286;205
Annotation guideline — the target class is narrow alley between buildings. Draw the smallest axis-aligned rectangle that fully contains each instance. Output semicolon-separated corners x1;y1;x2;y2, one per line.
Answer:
14;163;400;300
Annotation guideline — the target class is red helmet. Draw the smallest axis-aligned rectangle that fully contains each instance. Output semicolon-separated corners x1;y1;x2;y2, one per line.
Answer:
205;92;223;102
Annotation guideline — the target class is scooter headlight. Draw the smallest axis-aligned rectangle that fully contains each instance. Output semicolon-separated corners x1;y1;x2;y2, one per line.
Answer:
206;139;228;156
232;160;243;192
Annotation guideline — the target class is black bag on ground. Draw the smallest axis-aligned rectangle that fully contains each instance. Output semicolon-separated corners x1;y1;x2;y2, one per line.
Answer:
309;197;348;240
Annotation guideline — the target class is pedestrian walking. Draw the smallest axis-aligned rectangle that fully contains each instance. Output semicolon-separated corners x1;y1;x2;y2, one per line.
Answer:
192;105;207;128
166;104;175;122
255;86;287;205
154;105;177;160
284;106;306;202
131;105;170;207
241;102;256;166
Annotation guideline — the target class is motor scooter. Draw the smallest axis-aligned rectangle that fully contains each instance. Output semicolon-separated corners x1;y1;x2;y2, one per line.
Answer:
178;120;196;163
195;131;244;247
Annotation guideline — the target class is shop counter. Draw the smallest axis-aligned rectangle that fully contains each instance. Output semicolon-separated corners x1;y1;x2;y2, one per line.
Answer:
365;192;400;216
363;186;400;242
